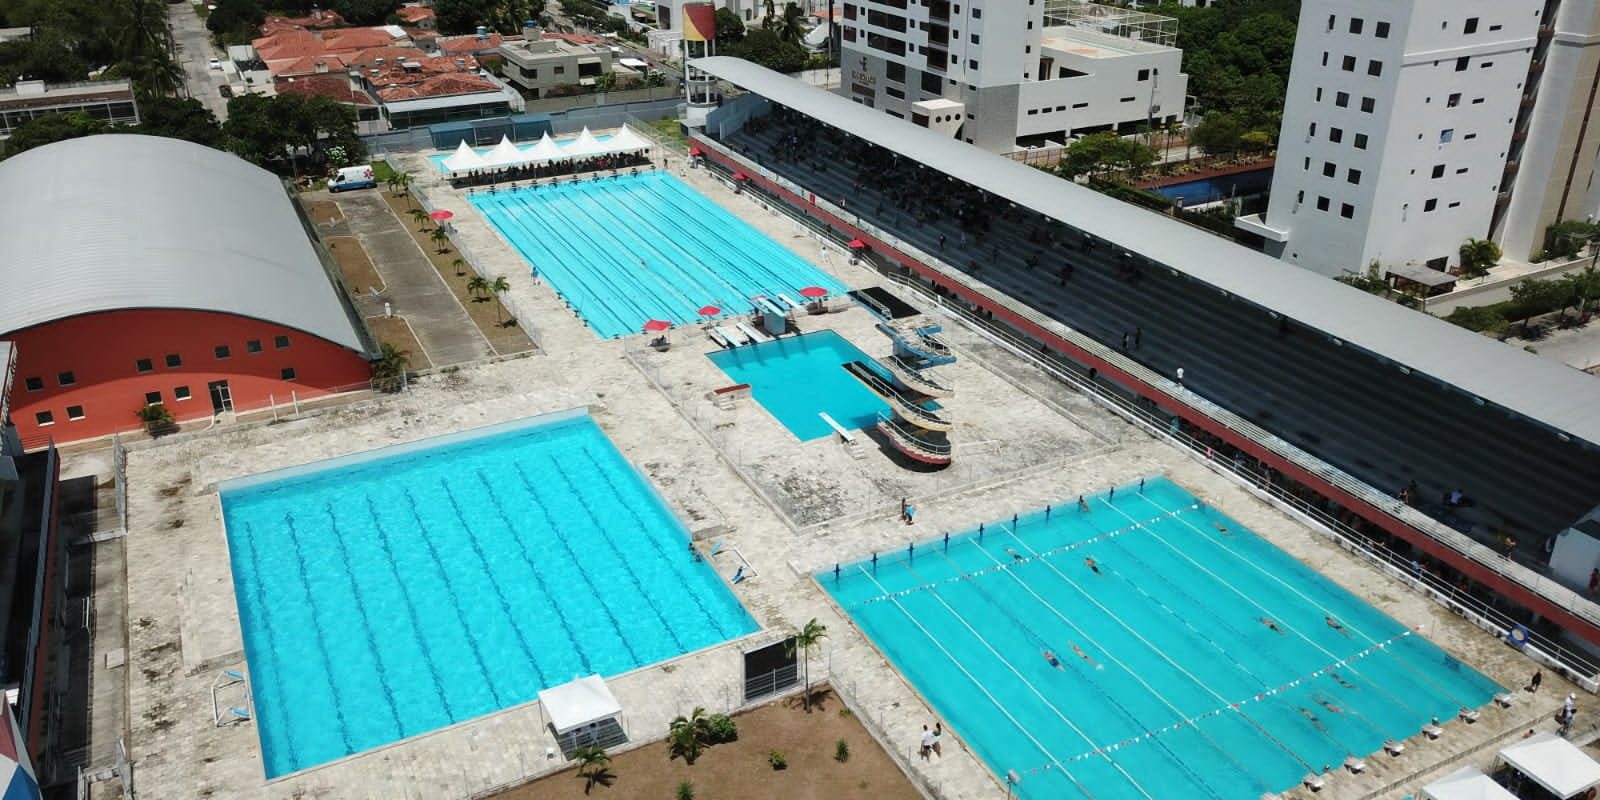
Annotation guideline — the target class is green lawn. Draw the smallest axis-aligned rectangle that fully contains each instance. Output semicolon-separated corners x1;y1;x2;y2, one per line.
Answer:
193;2;209;19
647;117;686;147
371;160;399;183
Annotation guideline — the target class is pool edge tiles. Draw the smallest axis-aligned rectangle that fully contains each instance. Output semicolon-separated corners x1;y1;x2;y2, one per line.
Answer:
219;411;758;778
817;477;1502;800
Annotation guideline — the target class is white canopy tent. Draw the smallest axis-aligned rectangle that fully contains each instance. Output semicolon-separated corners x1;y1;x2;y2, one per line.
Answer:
525;132;568;163
1423;766;1518;800
538;675;626;752
482;135;531;169
606;125;654;153
1499;732;1600;798
441;140;484;172
566;127;611;159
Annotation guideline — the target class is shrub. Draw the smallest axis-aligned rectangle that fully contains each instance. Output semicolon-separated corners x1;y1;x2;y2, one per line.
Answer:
705;713;738;744
676;781;695;800
834;739;850;763
768;749;787;770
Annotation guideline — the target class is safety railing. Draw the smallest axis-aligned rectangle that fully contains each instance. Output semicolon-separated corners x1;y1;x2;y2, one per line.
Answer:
111;433;127;533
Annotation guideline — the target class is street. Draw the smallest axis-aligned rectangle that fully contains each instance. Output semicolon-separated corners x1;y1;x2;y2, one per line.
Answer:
168;1;230;121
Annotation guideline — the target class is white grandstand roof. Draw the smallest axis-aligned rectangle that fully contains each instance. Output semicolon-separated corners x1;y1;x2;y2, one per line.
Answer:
0;135;367;353
692;56;1600;447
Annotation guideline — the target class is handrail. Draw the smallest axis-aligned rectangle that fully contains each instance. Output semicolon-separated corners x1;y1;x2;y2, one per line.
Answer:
693;132;1600;662
886;355;953;396
847;364;950;429
877;412;952;457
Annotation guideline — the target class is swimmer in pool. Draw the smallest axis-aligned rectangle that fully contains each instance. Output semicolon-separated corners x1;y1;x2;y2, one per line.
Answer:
1006;547;1025;562
1315;696;1344;715
1326;616;1349;636
1261;617;1283;633
1072;643;1102;669
1043;650;1062;669
1084;557;1101;574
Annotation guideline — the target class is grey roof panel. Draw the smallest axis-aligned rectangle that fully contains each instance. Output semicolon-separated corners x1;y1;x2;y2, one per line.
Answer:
692;56;1600;446
0;134;367;353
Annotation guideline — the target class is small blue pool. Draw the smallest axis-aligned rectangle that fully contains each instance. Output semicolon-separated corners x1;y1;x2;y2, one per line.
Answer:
822;477;1501;799
470;171;847;338
220;410;757;777
709;330;891;441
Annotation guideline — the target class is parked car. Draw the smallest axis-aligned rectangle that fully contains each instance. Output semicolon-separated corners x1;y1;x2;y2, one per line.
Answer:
208;57;222;70
219;84;233;98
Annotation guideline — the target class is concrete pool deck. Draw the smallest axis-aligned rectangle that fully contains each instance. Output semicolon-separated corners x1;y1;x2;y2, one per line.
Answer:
101;147;1581;800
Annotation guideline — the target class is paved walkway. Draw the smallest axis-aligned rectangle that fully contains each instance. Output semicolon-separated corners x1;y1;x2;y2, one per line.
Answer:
327;190;493;366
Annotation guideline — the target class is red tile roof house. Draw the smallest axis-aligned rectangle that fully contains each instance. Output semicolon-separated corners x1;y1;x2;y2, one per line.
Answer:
395;5;436;29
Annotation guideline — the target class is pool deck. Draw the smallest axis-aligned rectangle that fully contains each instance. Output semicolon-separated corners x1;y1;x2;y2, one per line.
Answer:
100;149;1580;800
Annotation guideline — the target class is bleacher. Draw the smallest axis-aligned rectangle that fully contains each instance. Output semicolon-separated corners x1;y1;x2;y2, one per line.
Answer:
697;61;1600;581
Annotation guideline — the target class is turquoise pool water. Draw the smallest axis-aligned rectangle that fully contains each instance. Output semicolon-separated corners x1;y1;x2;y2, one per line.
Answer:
708;330;890;441
821;477;1501;799
219;411;757;777
470;170;847;338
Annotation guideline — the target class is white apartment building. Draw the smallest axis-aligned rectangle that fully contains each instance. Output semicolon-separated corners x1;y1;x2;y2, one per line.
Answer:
1237;1;1541;278
836;0;1188;152
1498;0;1600;261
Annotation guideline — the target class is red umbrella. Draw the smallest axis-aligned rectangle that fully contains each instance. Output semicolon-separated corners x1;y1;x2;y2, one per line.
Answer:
698;305;722;317
642;319;672;332
688;146;704;156
847;239;867;249
798;286;829;299
429;209;454;222
731;171;748;180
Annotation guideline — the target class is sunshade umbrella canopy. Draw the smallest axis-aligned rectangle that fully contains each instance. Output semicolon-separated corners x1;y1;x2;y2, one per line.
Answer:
642;319;672;332
798;286;829;299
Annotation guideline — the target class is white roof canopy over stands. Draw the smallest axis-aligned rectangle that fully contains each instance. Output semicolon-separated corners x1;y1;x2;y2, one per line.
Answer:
1499;732;1600;798
442;139;484;171
607;125;653;153
1423;766;1518;800
525;131;567;162
482;135;528;168
538;675;622;736
566;127;610;159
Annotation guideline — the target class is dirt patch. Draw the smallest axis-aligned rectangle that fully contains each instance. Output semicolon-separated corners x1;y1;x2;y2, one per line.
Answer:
489;687;922;800
381;190;536;357
328;235;383;295
302;199;343;226
366;316;432;370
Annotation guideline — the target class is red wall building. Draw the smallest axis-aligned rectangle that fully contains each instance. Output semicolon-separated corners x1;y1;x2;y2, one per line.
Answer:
6;310;371;443
0;134;375;447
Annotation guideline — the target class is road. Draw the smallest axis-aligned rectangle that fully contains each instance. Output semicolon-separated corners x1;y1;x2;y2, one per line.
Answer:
168;1;229;121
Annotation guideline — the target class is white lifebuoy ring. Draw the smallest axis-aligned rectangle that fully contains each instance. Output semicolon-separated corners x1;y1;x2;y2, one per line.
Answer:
1508;626;1530;646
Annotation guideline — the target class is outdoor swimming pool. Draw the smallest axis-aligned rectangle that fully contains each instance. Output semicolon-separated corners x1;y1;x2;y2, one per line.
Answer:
219;410;757;777
470;170;847;338
708;330;891;441
821;477;1501;799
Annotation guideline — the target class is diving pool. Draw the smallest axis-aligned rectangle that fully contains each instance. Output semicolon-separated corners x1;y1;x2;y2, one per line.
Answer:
219;411;757;777
708;330;891;441
470;170;847;338
821;477;1501;799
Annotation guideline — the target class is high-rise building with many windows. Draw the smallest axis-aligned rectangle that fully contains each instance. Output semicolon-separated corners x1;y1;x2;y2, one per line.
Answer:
836;0;1188;152
1239;0;1600;279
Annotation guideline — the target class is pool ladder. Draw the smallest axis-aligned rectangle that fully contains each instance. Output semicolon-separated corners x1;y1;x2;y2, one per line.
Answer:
211;668;254;727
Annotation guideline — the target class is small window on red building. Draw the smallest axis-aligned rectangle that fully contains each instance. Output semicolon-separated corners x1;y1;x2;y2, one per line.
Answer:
24;376;43;391
214;345;231;359
34;411;53;426
175;386;192;401
57;371;75;386
165;354;182;368
66;405;84;420
145;391;162;406
136;359;153;374
247;339;263;354
274;335;291;349
280;367;297;381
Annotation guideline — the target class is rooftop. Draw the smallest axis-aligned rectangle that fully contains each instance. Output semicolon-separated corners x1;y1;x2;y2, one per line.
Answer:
0;79;134;106
375;71;500;101
436;32;508;53
274;73;377;106
1041;0;1178;48
394;5;435;24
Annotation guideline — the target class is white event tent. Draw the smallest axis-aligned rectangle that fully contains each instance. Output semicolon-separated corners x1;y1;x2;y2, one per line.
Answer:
538;675;625;752
1422;766;1518;800
1498;731;1600;798
441;125;656;174
441;140;483;171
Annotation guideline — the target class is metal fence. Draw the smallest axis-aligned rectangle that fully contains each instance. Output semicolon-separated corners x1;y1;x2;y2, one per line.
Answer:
743;663;799;702
111;434;127;533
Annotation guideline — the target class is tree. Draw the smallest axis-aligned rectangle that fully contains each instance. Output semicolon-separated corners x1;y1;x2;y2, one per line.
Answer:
1056;132;1158;180
206;0;267;46
771;4;806;45
436;0;545;35
713;7;746;45
0;30;90;85
785;618;827;711
134;403;177;436
570;745;613;794
489;275;511;324
370;342;411;391
1458;238;1502;279
667;708;711;765
1190;112;1245;157
329;0;401;25
1509;277;1566;334
466;275;490;300
727;28;807;73
1559;267;1600;314
410;207;432;230
135;96;223;146
224;93;290;165
452;257;467;277
430;226;451;253
2;111;106;160
1444;305;1509;336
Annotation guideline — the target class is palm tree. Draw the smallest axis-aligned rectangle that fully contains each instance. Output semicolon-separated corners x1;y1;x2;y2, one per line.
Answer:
667;708;711;764
410;207;431;231
395;172;414;206
452;257;467;277
385;174;399;194
370;342;411;391
466;275;490;301
775;4;807;45
430;226;451;254
785;618;828;711
489;276;512;324
571;745;614;794
1459;237;1503;279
